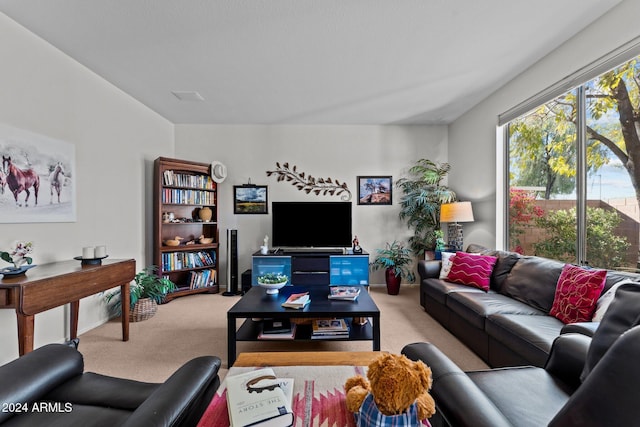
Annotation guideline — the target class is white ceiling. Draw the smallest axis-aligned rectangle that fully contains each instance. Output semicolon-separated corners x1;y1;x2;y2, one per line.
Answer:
0;1;623;125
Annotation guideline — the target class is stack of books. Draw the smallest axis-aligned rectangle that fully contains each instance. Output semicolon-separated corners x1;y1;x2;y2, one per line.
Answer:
281;292;310;309
257;318;296;340
328;286;361;301
311;318;349;339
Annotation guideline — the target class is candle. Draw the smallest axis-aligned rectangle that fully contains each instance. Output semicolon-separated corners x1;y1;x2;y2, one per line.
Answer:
95;245;107;258
82;246;95;259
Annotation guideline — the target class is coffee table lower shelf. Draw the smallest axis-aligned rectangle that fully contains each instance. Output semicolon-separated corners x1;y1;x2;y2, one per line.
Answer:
236;317;373;341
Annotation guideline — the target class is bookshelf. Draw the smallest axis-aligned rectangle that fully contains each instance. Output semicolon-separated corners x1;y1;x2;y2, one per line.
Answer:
153;157;219;301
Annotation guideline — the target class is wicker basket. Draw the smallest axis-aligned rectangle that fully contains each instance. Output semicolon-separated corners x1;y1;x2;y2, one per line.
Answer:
129;298;157;322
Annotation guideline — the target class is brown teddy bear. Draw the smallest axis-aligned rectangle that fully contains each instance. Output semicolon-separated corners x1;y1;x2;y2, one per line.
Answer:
344;353;436;426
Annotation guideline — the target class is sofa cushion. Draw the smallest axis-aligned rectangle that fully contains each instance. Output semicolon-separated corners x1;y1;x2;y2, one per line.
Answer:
486;314;565;367
468;367;572;427
549;264;606;324
448;292;544;329
439;251;456;279
422;277;485;305
592;279;637;321
447;251;497;291
501;256;565;313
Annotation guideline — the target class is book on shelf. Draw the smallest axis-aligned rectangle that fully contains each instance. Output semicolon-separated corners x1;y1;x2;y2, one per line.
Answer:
225;368;294;427
328;286;361;301
262;318;292;334
312;318;349;333
258;322;297;340
281;292;310;309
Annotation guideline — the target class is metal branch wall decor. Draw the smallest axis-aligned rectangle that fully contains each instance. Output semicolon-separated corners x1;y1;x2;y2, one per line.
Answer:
266;162;352;201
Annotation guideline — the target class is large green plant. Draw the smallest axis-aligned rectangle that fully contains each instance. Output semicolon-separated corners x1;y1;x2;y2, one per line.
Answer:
533;207;629;269
396;159;456;255
105;265;176;315
370;240;416;283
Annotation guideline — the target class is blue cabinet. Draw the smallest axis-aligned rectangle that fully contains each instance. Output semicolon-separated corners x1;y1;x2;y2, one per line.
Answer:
251;256;292;285
330;255;369;285
252;251;368;286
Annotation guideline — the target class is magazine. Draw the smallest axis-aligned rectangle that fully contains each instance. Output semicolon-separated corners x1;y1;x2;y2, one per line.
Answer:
226;368;294;427
312;318;349;333
328;286;361;301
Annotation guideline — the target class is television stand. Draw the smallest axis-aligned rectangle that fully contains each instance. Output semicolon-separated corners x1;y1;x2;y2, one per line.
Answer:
251;249;369;286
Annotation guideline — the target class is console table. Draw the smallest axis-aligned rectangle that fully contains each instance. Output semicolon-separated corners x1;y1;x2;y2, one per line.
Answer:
0;258;135;355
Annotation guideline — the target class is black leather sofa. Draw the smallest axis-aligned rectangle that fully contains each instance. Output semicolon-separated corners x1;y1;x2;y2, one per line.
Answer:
418;244;640;367
0;344;221;426
403;283;640;427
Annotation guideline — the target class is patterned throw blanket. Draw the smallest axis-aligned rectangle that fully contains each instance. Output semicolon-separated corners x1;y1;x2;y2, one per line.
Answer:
197;365;365;427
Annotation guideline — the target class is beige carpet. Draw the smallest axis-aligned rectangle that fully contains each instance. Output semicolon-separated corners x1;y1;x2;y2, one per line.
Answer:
78;284;487;383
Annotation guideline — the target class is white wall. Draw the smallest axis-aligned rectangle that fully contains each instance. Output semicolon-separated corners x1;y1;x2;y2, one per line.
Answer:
448;0;640;249
0;13;174;363
174;124;448;287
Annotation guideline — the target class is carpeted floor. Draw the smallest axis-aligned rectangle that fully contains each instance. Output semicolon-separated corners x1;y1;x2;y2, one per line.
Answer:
78;283;487;383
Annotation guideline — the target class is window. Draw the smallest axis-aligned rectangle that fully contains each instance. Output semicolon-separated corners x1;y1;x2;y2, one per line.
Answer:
505;55;640;270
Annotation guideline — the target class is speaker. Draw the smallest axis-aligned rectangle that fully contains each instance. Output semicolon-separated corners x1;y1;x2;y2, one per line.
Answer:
241;269;252;294
223;229;241;296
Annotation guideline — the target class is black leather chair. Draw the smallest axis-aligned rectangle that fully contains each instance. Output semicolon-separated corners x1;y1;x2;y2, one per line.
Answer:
0;344;221;426
402;283;640;427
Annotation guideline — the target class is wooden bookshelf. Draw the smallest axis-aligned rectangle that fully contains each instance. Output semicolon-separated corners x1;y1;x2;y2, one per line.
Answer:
153;157;219;301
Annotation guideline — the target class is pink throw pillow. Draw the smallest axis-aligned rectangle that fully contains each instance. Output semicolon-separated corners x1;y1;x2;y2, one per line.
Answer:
549;264;606;324
447;251;497;291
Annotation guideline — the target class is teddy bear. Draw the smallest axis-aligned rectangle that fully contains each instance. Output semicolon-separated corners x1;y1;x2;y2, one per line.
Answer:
344;353;436;426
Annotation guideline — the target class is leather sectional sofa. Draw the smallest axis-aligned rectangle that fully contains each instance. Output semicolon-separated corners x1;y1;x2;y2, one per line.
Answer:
418;244;640;367
402;282;640;427
0;344;221;426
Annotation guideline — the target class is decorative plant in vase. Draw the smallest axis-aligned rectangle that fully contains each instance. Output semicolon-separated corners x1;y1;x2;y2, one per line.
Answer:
396;159;456;256
370;241;416;295
0;241;35;274
257;273;289;294
105;265;176;322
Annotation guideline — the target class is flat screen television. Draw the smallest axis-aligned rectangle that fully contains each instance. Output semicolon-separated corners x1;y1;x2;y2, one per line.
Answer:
272;201;352;248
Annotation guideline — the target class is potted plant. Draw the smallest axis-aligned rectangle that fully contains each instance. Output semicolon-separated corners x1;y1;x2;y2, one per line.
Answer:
370;241;416;295
105;265;176;322
395;159;456;256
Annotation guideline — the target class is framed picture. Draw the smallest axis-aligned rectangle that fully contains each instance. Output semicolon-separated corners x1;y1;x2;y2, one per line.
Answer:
233;185;268;214
357;176;392;205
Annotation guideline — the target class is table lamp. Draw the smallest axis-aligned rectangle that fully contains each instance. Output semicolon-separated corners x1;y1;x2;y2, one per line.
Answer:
440;201;474;252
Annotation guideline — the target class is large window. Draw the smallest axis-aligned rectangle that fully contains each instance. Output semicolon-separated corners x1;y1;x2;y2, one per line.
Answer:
506;55;640;270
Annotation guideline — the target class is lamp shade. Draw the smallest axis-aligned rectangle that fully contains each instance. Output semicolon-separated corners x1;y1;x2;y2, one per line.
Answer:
440;202;474;223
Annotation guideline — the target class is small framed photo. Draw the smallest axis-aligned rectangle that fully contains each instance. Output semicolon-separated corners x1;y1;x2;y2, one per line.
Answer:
357;176;392;205
233;185;268;214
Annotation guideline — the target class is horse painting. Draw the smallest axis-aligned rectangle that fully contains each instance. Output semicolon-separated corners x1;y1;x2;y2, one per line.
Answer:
1;155;40;207
0;169;5;195
49;162;66;203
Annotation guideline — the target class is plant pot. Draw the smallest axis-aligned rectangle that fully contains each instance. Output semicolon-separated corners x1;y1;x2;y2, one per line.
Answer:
129;297;157;322
385;268;401;295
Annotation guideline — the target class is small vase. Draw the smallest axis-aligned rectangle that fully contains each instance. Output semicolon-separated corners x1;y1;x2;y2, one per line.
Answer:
199;207;213;222
385;268;401;295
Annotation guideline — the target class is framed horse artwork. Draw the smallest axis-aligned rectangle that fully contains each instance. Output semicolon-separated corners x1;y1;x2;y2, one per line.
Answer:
0;123;76;223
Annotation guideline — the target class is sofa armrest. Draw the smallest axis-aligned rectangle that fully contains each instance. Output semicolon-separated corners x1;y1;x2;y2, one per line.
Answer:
0;344;83;424
417;260;441;280
121;356;221;427
402;343;512;427
544;333;591;390
560;321;599;337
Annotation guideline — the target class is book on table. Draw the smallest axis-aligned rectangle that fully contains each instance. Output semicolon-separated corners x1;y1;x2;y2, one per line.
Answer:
281;292;310;309
311;318;349;339
225;368;294;427
328;286;361;301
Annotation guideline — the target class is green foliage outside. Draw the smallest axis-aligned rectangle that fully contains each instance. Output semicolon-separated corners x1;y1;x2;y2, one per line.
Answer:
533;207;629;269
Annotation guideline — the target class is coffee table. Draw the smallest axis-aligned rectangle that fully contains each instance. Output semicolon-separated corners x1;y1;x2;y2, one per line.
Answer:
227;285;381;366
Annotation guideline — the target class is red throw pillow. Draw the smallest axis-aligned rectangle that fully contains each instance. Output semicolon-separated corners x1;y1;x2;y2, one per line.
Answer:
447;251;497;291
549;264;606;324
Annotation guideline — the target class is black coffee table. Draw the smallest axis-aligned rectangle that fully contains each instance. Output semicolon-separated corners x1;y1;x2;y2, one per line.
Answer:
227;285;380;366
